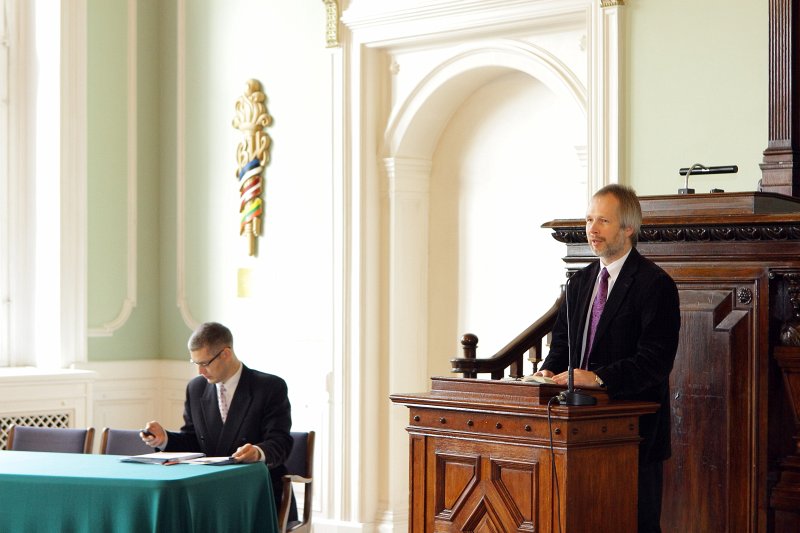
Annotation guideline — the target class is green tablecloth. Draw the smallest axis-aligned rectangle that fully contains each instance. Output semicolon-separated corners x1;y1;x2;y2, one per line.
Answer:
0;450;277;533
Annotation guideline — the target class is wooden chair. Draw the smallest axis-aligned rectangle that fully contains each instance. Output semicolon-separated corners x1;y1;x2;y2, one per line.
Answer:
278;431;315;533
7;425;94;454
99;427;153;456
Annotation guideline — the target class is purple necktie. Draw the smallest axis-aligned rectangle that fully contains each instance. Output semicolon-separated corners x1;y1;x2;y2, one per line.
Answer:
584;268;609;368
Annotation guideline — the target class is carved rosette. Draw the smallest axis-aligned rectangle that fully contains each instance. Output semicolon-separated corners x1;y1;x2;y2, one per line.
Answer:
232;79;272;256
737;288;753;306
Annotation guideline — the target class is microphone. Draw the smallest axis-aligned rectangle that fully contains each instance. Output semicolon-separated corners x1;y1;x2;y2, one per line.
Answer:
677;164;738;194
558;274;597;406
678;165;738;176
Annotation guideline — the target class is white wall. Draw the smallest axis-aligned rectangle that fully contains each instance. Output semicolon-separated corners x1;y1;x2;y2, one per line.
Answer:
429;72;585;374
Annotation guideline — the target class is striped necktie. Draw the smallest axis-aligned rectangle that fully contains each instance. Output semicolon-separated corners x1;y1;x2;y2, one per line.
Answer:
218;383;229;423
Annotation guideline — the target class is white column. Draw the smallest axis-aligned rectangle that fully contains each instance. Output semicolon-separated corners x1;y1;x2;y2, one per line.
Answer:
590;0;624;190
60;0;88;364
382;156;431;531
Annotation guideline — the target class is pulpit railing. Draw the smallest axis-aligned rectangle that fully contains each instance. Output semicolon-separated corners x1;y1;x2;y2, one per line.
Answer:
450;291;563;379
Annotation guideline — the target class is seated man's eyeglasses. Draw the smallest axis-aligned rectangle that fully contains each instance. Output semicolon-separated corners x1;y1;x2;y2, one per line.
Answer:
190;347;226;367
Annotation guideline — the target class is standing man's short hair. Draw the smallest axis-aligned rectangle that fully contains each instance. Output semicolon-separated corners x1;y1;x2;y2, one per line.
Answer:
188;322;234;352
594;184;643;246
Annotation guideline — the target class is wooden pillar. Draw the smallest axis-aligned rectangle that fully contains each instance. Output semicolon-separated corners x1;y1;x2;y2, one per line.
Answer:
760;0;800;197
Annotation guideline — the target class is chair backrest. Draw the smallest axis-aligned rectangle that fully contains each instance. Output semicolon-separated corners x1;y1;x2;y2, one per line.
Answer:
285;431;314;477
278;430;315;533
99;428;153;456
7;425;95;454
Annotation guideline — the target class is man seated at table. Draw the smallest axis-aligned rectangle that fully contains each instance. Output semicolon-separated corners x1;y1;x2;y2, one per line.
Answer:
141;321;296;522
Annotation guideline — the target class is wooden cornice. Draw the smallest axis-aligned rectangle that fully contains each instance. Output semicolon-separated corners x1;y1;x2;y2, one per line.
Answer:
543;192;800;244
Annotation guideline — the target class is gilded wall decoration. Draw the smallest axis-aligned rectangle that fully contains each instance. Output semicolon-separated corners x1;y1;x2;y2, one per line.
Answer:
232;79;272;256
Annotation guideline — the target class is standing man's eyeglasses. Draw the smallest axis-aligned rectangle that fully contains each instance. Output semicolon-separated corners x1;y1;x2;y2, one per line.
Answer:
190;347;226;367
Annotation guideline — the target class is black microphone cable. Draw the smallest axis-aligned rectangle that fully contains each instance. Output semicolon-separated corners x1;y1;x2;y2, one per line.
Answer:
547;394;563;533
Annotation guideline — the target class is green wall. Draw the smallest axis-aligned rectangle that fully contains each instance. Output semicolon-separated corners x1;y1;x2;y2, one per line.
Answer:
88;0;332;362
87;0;161;360
625;0;768;195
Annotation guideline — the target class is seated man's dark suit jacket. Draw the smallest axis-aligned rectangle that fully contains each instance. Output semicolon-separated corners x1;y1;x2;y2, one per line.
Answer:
165;364;294;517
541;248;681;464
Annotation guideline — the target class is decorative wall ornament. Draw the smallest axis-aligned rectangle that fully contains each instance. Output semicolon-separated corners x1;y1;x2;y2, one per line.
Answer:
323;0;340;48
601;0;625;7
232;79;272;256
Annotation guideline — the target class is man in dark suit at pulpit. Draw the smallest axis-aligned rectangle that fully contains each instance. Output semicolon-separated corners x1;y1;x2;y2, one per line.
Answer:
535;184;681;533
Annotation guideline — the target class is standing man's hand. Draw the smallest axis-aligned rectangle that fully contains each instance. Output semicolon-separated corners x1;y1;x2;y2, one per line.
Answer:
140;421;167;449
553;369;604;389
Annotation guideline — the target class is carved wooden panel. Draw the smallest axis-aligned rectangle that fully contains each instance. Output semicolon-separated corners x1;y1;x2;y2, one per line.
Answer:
663;283;756;532
493;459;537;527
394;378;661;532
435;452;480;520
428;442;540;532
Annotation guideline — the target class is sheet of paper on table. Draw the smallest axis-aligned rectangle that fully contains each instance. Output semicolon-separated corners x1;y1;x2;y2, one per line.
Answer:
121;451;205;464
181;456;238;466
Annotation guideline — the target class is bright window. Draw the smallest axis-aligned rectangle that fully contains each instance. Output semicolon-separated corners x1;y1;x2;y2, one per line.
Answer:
0;0;13;366
1;0;86;368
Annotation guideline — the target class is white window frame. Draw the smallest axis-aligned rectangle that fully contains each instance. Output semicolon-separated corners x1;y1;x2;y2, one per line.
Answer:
0;0;10;366
1;0;86;368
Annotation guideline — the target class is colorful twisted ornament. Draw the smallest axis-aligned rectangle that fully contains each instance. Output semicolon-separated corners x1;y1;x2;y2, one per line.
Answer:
232;79;272;256
238;158;263;236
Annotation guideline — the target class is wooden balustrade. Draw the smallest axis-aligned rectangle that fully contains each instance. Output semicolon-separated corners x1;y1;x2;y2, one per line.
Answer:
450;293;562;379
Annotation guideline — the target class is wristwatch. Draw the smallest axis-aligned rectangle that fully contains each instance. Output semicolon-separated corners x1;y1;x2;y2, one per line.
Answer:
594;373;606;388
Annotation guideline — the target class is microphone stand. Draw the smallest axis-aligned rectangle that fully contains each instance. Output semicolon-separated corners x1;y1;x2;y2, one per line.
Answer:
558;373;597;406
557;275;597;406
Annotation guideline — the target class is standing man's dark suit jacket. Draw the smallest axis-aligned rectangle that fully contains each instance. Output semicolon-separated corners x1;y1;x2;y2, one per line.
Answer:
165;364;293;513
541;248;681;464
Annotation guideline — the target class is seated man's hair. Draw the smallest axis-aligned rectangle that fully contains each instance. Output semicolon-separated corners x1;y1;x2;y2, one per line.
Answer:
188;322;234;351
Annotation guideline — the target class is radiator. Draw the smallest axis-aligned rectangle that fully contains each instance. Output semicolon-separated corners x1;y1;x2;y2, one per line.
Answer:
0;412;72;450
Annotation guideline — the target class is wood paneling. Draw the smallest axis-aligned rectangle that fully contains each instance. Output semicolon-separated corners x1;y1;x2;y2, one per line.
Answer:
392;378;656;532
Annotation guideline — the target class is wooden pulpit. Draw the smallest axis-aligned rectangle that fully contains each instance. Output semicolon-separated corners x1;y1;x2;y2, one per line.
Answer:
391;377;658;532
441;192;800;532
542;192;800;533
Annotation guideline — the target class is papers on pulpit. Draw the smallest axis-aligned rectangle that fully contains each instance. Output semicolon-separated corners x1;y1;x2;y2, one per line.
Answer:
522;374;557;385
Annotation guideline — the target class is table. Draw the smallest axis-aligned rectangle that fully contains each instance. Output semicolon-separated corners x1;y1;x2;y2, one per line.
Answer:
0;450;277;533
